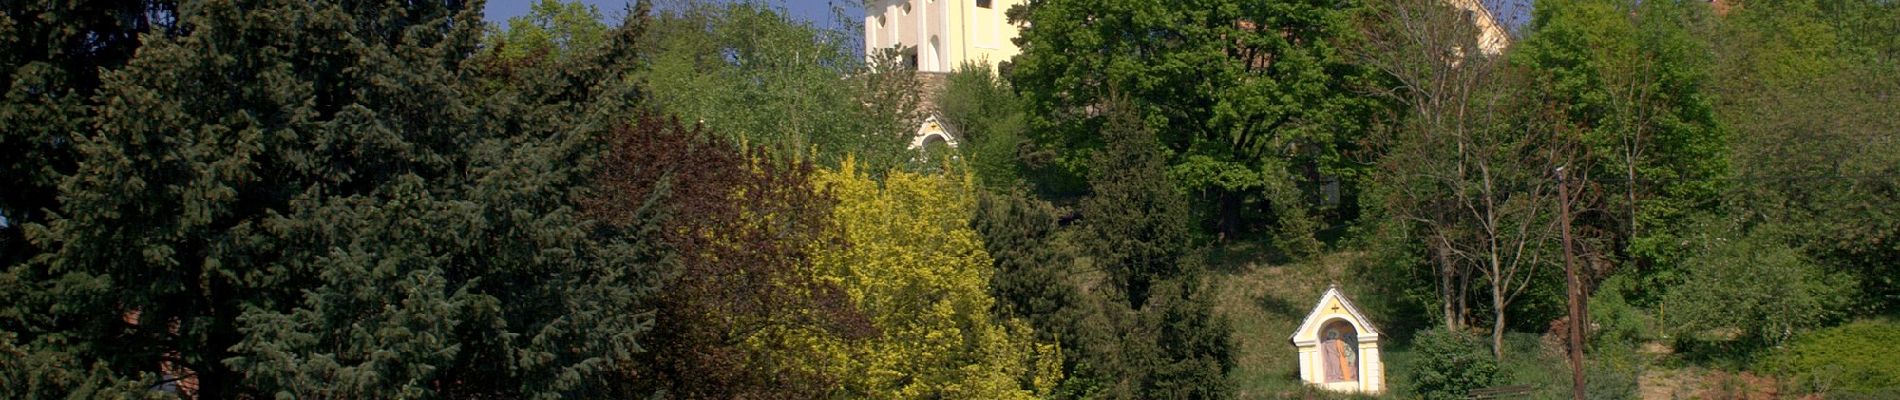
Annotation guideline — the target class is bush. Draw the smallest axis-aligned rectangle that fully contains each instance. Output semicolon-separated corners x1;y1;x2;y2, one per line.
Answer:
937;62;1029;189
1759;320;1900;396
1409;328;1499;400
1661;223;1853;348
1589;275;1653;348
1580;351;1643;400
1487;332;1640;400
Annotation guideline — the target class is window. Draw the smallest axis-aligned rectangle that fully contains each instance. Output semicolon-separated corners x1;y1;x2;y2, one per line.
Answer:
977;0;993;8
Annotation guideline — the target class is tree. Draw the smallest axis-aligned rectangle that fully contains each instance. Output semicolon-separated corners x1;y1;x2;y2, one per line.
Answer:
640;0;920;170
10;0;666;396
1710;0;1900;314
1082;101;1198;310
1358;0;1572;358
1009;0;1375;248
1;1;175;394
1070;102;1235;399
587;113;874;398
939;63;1031;189
1514;0;1728;302
975;189;1082;347
798;159;1061;399
486;0;610;62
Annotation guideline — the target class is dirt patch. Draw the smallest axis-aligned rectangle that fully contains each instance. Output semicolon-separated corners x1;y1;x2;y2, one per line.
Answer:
1639;368;1820;400
1639;368;1696;400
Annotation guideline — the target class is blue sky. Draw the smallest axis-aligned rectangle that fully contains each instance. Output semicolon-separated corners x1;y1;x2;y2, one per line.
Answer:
483;0;860;31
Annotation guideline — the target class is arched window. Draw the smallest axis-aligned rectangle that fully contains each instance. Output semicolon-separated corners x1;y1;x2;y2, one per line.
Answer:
1321;319;1359;382
927;36;941;71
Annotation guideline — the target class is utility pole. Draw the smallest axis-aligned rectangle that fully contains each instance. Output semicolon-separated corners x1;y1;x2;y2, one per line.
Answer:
1556;166;1586;400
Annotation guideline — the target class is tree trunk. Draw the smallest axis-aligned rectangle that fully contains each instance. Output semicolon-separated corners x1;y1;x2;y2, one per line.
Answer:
1438;241;1460;331
1492;274;1507;361
1458;266;1472;331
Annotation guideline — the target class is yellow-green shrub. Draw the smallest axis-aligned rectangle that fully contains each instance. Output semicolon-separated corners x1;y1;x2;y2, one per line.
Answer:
753;158;1059;399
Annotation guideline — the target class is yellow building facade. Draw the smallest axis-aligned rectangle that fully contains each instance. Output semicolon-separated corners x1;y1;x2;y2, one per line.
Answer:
864;0;1025;73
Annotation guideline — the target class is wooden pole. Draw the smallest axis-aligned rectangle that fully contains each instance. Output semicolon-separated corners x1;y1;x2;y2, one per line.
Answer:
1556;166;1586;400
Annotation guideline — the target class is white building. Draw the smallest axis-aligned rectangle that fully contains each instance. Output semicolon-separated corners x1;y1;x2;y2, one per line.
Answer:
1446;0;1513;55
864;0;1026;73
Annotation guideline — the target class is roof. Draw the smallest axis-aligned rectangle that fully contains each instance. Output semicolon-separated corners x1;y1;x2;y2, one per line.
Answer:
1288;284;1381;343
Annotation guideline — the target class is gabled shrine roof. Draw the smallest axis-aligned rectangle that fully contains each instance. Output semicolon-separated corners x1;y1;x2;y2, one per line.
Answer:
1289;284;1381;343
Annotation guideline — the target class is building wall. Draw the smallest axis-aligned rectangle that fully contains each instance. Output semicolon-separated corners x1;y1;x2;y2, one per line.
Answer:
866;0;1025;73
871;0;1502;70
1445;0;1513;55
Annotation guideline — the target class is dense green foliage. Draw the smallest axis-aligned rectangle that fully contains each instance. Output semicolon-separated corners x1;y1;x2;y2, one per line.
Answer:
1711;0;1900;315
1760;320;1900;396
1009;0;1373;248
486;0;610;62
1348;0;1892;395
1066;104;1235;399
1356;0;1577;357
975;190;1082;347
1084;104;1199;311
1515;0;1729;297
1662;222;1853;347
5;0;1898;397
4;0;660;397
938;64;1030;188
1405;328;1498;400
641;1;920;171
806;160;1059;399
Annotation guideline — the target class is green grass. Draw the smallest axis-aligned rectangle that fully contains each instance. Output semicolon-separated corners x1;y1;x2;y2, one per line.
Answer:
1208;247;1640;400
1212;246;1384;399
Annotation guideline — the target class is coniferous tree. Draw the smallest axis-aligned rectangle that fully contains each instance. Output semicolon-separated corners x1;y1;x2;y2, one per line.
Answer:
1071;102;1235;399
975;190;1081;347
2;1;178;395
1083;103;1198;311
14;0;665;397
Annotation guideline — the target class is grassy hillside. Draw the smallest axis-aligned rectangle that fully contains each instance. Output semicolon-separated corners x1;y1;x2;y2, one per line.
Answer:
1209;248;1623;400
1212;247;1381;399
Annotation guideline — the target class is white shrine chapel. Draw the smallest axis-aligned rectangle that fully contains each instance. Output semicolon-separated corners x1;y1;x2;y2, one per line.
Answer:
1289;284;1386;394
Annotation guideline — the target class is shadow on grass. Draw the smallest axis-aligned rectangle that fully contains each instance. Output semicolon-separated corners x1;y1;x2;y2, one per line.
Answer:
1256;293;1308;321
1208;241;1276;273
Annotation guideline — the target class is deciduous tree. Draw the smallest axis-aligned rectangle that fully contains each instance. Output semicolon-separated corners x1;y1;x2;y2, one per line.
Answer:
1009;0;1375;249
587;113;874;398
803;160;1061;399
